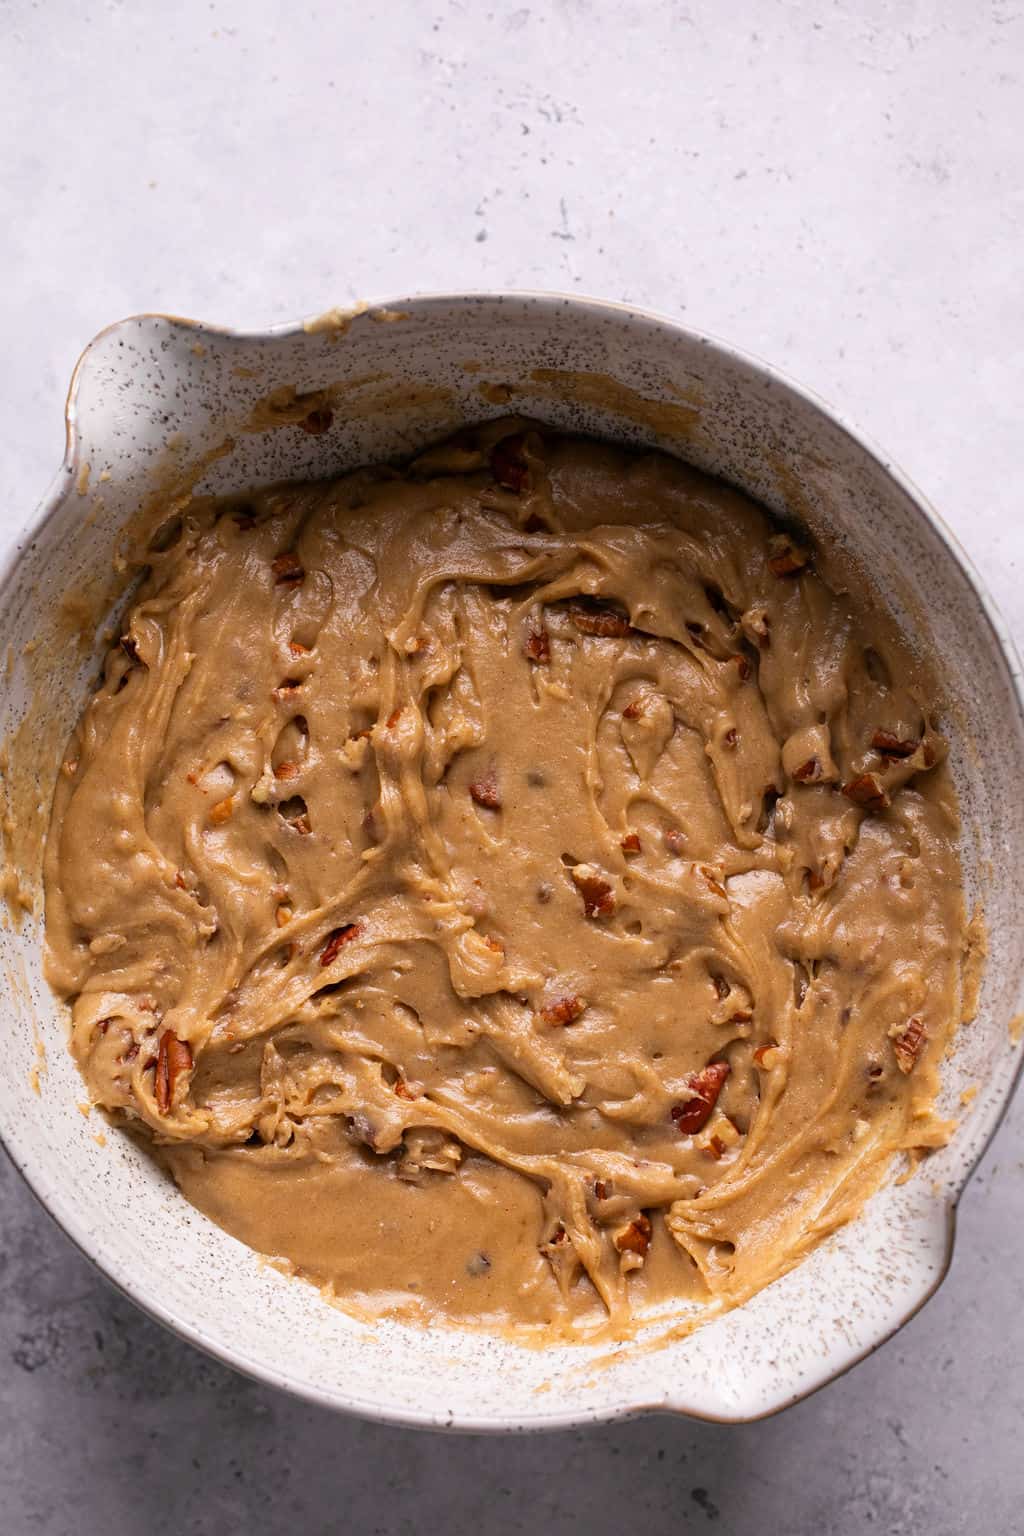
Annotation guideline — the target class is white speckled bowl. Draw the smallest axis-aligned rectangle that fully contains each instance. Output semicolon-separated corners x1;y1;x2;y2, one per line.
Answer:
2;294;1023;1430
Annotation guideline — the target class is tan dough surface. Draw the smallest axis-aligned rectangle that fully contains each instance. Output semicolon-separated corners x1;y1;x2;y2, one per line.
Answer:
44;421;964;1338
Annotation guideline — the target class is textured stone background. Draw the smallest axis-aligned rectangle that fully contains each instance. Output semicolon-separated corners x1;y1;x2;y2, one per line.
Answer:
2;2;1023;1531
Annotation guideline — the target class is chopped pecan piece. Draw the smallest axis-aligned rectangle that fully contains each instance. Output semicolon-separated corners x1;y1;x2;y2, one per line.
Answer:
892;1015;927;1074
622;699;644;720
593;1179;611;1201
274;760;300;781
539;994;586;1026
490;432;531;492
385;706;403;729
620;832;642;855
292;813;312;836
541;1224;569;1258
570;864;616;919
613;1213;652;1258
539;1221;584;1283
742;607;772;649
393;1077;417;1101
397;1128;463;1181
569;600;634;639
319;922;363;966
871;729;919;758
524;627;551;663
671;1060;731;1134
469;767;501;810
271;551;305;585
699;865;728;900
705;1134;727;1160
767;533;810;577
154;1031;192;1115
288;639;312;657
842;772;890;812
279;794;309;830
300;406;333;435
792;756;822;784
208;796;234;826
753;1041;781;1069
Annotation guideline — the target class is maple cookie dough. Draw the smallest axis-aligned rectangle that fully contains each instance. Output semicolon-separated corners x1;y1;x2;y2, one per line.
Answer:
44;419;965;1337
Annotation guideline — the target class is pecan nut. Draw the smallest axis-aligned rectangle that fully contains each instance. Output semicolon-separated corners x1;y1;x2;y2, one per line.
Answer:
300;406;333;435
613;1213;652;1258
792;756;823;784
569;600;633;639
208;796;234;826
671;1061;731;1134
320;922;363;966
539;994;586;1026
271;551;305;585
767;533;810;577
469;767;501;810
892;1015;927;1074
524;627;551;664
154;1031;193;1115
570;864;616;919
871;729;918;758
842;772;890;812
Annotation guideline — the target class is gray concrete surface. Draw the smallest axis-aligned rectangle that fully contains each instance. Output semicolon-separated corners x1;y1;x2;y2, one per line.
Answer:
3;2;1023;1530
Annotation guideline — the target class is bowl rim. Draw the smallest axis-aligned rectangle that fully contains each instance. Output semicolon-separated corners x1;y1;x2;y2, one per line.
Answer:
3;288;1024;1432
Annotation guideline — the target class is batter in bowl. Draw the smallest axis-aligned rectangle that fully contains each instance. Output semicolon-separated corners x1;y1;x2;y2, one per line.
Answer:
44;420;964;1335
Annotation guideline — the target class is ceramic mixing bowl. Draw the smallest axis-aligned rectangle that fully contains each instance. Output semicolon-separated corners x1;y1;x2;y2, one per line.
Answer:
2;293;1022;1429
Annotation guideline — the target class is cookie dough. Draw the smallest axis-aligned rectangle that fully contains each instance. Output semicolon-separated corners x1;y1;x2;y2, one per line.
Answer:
44;420;964;1336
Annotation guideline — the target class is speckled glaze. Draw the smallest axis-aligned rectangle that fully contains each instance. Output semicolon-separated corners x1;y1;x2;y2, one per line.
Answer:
2;293;1022;1432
